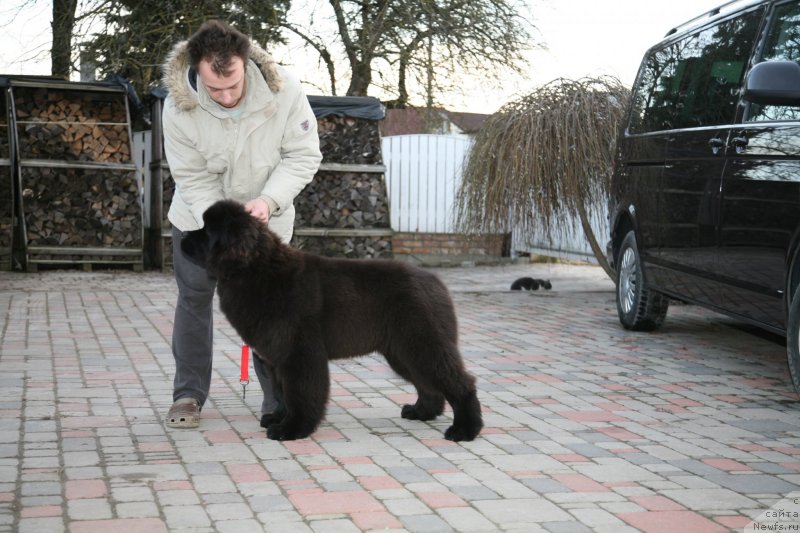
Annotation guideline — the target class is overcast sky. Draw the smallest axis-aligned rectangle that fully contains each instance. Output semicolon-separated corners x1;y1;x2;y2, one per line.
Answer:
1;0;728;113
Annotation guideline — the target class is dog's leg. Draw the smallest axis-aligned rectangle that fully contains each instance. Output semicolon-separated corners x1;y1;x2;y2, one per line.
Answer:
443;388;483;442
265;344;329;441
386;339;482;440
423;344;484;442
401;393;445;421
383;350;446;421
259;364;286;428
259;397;286;428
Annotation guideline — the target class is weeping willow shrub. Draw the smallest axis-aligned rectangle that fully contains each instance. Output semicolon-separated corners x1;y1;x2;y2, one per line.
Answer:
455;76;630;278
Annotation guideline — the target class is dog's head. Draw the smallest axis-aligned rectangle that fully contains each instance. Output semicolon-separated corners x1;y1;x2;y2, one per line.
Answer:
180;200;265;276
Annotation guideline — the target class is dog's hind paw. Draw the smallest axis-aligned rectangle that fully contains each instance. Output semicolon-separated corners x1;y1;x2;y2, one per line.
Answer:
444;424;482;442
401;403;438;421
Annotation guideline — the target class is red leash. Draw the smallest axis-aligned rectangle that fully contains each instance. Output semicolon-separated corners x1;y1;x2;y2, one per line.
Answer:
240;343;250;398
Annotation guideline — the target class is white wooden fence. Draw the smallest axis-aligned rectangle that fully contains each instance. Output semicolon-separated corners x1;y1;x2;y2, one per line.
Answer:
382;134;471;233
381;133;607;263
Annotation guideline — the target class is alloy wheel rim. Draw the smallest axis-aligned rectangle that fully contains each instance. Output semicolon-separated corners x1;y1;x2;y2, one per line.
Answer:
619;247;637;314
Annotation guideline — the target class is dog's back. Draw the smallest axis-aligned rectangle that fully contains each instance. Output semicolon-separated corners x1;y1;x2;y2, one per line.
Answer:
306;255;458;360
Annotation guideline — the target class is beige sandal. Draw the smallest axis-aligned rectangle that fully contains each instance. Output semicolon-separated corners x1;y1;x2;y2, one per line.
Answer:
166;398;201;428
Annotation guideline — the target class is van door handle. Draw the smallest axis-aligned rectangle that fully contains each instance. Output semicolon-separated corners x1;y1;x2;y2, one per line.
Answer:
731;135;748;154
708;137;725;155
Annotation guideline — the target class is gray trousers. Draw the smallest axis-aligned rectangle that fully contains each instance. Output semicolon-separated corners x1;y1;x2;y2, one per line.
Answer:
171;227;279;415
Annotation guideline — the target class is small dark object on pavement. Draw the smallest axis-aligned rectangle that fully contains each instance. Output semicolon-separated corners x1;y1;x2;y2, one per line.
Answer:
510;277;552;291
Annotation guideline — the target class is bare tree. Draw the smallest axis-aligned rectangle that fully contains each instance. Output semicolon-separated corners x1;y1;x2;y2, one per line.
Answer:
455;77;631;277
384;0;533;107
285;0;534;104
51;0;79;78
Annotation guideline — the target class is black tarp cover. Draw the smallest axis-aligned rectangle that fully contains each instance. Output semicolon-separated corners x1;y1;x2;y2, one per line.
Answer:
307;95;385;120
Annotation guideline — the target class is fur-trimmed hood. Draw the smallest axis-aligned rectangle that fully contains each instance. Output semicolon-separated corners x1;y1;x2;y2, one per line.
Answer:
161;40;284;112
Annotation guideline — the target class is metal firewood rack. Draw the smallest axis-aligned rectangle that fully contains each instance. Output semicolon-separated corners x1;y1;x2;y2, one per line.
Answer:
1;76;143;271
0;82;12;270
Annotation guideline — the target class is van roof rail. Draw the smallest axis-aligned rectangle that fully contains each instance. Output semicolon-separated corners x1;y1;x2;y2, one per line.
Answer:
664;0;761;37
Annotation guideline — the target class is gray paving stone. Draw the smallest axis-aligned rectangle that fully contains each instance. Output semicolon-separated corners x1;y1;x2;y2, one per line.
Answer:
449;485;502;501
574;460;663;483
473;498;572;526
521;477;571;494
661;488;759;510
706;473;800;494
563;442;615;458
544;521;593;533
400;514;453;532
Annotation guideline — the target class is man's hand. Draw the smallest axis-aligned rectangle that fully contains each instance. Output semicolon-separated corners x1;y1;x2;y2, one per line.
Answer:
245;198;270;224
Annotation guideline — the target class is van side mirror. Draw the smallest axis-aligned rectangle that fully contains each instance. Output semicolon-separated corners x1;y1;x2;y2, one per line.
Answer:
743;60;800;106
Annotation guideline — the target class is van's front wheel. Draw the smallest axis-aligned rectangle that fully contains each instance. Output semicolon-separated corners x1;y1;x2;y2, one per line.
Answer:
616;230;668;331
786;289;800;397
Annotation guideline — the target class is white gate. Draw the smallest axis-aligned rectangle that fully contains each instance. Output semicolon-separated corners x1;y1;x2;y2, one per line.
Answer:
382;134;472;233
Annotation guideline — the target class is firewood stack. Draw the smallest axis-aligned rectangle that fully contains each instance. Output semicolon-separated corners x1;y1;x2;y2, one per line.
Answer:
295;171;389;228
159;170;175;266
10;83;142;269
15;89;131;162
22;167;140;253
317;115;382;165
292;114;393;258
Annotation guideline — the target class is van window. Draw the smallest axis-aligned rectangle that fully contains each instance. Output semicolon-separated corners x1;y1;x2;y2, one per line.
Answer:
747;1;800;122
629;7;764;133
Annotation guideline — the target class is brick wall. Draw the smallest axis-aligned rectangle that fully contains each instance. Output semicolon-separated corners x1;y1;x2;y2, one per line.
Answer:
392;232;509;258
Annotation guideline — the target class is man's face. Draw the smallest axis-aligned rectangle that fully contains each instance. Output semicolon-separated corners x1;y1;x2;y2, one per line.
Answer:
197;55;246;108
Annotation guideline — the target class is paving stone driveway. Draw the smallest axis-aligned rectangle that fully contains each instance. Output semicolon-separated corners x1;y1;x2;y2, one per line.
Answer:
1;262;799;532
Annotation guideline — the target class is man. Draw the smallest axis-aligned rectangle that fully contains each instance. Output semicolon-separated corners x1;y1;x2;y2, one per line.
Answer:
160;20;322;428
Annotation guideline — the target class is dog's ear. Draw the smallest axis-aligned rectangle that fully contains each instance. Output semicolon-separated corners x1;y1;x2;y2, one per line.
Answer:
180;229;210;269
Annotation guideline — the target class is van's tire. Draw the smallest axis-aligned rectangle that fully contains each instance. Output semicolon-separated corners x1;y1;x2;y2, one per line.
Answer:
616;230;669;331
786;289;800;397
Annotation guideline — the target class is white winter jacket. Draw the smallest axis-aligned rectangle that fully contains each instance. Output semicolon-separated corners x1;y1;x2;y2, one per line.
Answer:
161;40;322;243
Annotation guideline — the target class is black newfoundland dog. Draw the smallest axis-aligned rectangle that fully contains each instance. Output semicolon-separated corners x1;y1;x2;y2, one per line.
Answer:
181;200;483;442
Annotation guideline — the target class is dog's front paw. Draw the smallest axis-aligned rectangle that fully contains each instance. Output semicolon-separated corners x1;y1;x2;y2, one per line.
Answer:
266;423;312;441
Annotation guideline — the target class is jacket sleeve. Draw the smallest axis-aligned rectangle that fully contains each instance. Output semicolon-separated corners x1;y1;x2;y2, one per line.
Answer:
162;101;224;225
259;84;322;216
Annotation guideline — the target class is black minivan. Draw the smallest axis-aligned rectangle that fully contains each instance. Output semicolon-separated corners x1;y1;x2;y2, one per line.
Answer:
607;0;800;393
